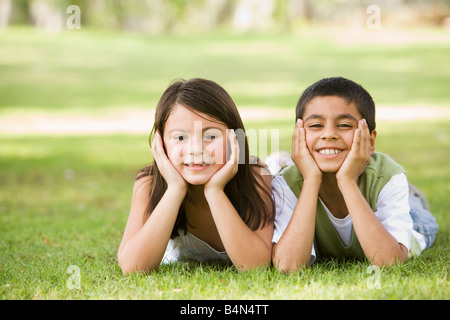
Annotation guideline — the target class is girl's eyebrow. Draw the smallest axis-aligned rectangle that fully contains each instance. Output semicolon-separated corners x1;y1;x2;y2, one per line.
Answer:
166;128;188;134
202;126;224;131
166;127;224;134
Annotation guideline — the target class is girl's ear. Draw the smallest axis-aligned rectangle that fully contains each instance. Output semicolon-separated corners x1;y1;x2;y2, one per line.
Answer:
369;130;377;154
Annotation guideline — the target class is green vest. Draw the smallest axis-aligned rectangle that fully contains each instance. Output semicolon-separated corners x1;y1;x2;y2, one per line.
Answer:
281;152;405;260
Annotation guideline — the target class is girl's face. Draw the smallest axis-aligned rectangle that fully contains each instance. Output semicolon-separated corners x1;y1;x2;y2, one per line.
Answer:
302;95;376;173
163;104;228;185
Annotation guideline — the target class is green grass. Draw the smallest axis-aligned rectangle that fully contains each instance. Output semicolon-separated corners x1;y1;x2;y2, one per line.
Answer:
0;28;449;300
1;27;450;115
1;120;449;300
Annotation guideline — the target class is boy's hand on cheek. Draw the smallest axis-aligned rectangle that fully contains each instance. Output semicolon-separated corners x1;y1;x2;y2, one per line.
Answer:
336;119;372;185
292;119;322;181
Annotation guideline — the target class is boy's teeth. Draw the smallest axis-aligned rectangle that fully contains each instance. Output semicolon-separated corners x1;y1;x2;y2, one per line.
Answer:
319;149;341;155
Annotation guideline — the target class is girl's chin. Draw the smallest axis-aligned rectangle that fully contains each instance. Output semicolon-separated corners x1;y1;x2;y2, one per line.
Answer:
179;166;219;185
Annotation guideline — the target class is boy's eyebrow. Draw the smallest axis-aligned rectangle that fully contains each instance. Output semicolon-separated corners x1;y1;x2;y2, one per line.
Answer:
304;114;324;122
336;114;359;122
304;113;359;122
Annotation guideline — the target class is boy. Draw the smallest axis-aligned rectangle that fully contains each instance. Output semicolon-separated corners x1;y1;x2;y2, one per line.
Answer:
271;77;437;272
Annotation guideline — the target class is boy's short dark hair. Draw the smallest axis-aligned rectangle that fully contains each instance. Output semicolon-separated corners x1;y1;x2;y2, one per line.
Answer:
295;77;376;132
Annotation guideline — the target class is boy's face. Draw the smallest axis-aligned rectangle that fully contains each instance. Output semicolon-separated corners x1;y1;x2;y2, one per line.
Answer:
302;96;376;173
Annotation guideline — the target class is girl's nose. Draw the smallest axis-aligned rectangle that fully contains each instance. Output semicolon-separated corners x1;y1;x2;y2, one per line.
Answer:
186;131;203;162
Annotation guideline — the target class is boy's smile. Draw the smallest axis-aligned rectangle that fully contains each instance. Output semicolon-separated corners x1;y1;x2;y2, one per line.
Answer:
302;96;375;173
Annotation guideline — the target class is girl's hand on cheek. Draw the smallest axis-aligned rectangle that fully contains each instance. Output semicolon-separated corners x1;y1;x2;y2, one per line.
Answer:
204;130;239;192
336;119;372;184
292;119;322;181
151;131;187;192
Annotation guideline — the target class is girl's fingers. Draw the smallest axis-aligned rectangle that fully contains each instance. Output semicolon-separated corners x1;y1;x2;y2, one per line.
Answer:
228;129;239;165
152;131;167;165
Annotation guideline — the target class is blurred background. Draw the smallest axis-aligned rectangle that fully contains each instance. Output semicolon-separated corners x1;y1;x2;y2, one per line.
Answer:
0;1;449;299
2;0;450;33
0;0;449;134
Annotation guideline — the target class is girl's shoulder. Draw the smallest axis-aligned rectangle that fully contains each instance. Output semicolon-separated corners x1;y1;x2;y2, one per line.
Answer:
133;165;154;195
249;156;271;178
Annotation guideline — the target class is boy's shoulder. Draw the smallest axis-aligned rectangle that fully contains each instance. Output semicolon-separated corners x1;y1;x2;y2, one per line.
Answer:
364;152;405;179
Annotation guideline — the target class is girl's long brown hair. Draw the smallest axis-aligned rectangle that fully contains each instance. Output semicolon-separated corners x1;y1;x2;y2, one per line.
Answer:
137;78;275;238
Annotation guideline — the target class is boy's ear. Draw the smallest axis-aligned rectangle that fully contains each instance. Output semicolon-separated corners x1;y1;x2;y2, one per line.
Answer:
370;130;377;154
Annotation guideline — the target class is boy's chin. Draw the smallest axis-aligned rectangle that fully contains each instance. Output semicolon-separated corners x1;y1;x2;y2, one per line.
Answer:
318;164;341;174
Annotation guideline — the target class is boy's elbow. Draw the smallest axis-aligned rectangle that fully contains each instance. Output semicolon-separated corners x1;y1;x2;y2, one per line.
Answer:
272;253;309;273
369;247;408;268
272;244;310;273
272;259;308;273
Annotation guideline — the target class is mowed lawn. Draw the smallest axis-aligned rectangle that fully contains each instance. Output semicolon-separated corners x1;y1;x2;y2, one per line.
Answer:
0;28;449;300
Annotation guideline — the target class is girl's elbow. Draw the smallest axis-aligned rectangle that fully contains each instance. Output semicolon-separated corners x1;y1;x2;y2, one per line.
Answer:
118;253;159;275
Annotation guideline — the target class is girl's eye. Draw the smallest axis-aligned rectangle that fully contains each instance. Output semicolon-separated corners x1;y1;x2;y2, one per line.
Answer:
203;134;216;141
173;135;187;141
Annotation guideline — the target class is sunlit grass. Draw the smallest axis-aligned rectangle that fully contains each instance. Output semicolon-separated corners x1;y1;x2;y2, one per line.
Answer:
0;27;448;300
1;119;448;300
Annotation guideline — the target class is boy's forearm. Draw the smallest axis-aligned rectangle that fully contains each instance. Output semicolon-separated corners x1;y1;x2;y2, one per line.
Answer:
272;178;321;272
337;179;408;266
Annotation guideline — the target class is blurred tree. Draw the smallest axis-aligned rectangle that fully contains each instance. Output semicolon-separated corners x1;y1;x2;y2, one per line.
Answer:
0;0;449;33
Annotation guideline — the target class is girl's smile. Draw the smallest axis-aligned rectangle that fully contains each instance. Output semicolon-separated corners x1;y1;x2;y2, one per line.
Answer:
163;104;228;185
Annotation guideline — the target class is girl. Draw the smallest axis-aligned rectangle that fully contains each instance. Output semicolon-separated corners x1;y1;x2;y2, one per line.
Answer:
118;78;275;273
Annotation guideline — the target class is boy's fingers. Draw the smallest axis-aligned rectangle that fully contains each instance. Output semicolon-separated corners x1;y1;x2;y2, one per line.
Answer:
359;119;371;155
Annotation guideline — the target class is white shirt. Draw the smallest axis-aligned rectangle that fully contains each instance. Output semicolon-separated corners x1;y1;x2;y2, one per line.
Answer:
162;228;231;265
272;173;424;265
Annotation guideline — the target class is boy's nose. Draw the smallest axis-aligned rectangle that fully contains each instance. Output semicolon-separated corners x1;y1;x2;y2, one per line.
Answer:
321;127;338;140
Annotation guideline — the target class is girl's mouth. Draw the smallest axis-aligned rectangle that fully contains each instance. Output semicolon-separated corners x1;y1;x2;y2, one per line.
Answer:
184;162;210;167
183;162;212;170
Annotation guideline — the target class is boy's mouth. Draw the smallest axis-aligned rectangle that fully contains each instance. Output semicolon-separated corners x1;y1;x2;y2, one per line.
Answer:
318;148;343;156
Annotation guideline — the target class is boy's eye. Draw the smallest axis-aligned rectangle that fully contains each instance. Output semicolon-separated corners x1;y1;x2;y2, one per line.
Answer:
338;123;353;128
308;124;323;128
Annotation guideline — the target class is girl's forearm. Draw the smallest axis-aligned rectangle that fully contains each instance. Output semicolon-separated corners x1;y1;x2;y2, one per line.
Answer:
118;187;185;274
204;189;272;270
